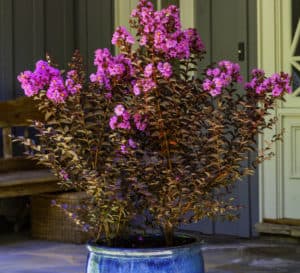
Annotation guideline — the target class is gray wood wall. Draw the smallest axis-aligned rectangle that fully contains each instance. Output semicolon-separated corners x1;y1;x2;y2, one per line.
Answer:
0;0;114;101
0;0;259;237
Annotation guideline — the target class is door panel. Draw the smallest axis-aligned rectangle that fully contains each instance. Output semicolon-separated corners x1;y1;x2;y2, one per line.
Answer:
283;115;300;218
285;2;300;218
211;0;249;237
190;0;258;237
211;0;247;73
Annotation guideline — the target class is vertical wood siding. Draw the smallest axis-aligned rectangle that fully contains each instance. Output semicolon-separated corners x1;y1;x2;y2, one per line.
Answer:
0;0;114;101
0;0;14;101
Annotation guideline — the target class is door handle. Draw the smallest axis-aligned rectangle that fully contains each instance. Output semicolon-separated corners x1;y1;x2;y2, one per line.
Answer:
238;42;245;61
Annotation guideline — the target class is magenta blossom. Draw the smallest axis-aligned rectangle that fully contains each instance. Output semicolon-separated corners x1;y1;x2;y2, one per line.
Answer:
114;104;125;116
17;71;41;97
90;49;134;90
157;62;172;78
18;61;61;98
203;60;242;96
144;64;154;78
142;78;157;93
133;82;142;96
109;116;118;130
133;79;156;94
133;113;147;131
128;138;137;149
110;110;131;131
203;79;222;97
118;111;131;130
120;144;128;154
17;59;83;103
120;138;137;154
184;28;205;54
245;69;292;96
112;26;135;46
46;77;68;103
131;0;205;59
65;79;81;95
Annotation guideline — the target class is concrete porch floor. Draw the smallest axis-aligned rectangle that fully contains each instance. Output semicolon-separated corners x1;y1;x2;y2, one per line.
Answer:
0;233;299;273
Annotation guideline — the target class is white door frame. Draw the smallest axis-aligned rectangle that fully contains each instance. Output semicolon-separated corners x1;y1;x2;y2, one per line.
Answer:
256;0;300;221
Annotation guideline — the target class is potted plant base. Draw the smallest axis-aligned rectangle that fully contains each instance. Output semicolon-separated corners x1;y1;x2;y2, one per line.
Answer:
86;234;204;273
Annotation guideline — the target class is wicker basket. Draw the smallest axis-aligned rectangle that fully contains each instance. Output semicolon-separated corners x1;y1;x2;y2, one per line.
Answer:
31;192;90;244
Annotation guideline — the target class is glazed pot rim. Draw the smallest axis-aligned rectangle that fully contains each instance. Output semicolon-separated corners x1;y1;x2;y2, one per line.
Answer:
86;232;203;257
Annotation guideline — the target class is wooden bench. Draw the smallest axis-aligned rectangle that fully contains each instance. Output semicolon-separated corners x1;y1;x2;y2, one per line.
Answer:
0;97;59;198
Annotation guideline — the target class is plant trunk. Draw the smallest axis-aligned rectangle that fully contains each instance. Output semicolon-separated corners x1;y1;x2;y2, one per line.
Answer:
163;223;174;246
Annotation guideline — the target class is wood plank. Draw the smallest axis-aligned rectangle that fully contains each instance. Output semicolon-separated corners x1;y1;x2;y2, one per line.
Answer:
0;182;60;198
2;127;12;159
0;157;44;172
0;169;57;187
0;97;42;127
264;218;300;226
255;222;291;236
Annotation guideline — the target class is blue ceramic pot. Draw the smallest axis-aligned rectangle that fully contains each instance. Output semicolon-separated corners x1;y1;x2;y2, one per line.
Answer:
86;234;205;273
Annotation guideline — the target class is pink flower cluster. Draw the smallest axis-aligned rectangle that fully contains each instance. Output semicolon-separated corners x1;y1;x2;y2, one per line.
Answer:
18;61;60;97
132;78;156;95
157;62;172;79
90;48;134;90
17;61;81;103
143;62;172;79
47;78;68;103
65;70;82;95
133;113;147;131
109;105;148;132
131;61;172;95
110;104;131;130
112;26;135;46
120;138;137;154
245;69;292;96
131;0;205;59
184;28;206;55
203;60;242;96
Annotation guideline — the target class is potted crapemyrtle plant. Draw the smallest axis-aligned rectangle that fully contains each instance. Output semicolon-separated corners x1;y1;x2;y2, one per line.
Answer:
17;1;291;272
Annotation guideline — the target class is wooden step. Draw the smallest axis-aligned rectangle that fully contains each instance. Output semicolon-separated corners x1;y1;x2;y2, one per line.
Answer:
255;222;300;238
0;169;59;198
264;218;300;226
